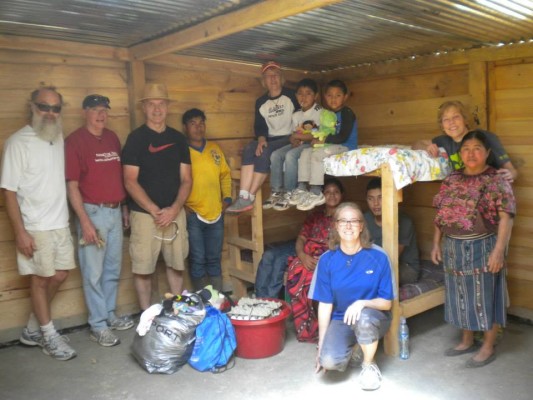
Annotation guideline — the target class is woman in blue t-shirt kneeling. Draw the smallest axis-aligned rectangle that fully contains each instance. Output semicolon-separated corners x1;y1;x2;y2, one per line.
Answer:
310;202;394;391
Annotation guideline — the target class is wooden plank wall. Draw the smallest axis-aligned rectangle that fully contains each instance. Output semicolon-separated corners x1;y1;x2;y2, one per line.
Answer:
490;58;533;318
1;40;532;340
0;48;134;340
0;50;308;340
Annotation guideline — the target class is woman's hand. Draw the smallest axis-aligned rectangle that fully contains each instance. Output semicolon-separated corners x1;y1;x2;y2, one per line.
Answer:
487;247;506;273
431;244;442;265
344;300;366;325
300;253;318;271
425;143;439;158
496;168;514;183
315;349;323;373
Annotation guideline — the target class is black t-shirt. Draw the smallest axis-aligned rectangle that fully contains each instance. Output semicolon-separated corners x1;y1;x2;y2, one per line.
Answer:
122;124;191;212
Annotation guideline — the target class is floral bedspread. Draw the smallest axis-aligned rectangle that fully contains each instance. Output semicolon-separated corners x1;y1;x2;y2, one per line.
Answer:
323;146;451;189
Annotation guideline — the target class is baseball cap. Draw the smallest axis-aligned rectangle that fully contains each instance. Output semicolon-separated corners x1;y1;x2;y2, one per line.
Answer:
82;94;111;109
261;61;281;74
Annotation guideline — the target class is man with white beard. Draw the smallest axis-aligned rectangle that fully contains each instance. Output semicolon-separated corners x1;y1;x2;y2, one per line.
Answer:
0;86;77;361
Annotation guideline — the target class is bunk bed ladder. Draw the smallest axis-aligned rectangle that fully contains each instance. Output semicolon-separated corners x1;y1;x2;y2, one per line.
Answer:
226;168;264;299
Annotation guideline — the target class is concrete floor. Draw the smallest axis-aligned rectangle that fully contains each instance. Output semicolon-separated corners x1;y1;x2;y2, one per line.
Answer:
0;305;532;400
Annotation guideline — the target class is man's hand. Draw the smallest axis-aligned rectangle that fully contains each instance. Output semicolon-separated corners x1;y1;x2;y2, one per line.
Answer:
155;206;179;227
122;207;130;229
255;137;268;156
15;230;37;258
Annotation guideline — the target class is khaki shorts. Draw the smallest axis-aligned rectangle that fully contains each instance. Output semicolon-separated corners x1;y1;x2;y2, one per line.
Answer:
17;227;76;277
129;210;188;275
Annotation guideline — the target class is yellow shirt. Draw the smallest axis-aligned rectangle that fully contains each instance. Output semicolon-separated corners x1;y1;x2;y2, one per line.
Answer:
186;140;231;221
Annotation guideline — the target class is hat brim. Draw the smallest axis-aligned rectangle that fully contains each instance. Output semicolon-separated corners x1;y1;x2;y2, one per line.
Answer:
138;96;172;102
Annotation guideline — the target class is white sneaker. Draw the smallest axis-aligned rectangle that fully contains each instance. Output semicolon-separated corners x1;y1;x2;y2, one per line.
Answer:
297;192;325;211
263;192;282;210
289;189;308;205
359;363;382;391
42;333;77;361
20;328;44;347
90;328;120;347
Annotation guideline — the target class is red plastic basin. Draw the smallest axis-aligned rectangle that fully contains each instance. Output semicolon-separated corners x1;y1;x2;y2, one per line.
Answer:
230;299;291;359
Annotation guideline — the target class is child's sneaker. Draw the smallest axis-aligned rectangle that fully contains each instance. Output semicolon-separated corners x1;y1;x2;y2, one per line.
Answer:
20;328;44;347
289;189;308;205
263;192;282;210
297;192;325;211
42;332;77;361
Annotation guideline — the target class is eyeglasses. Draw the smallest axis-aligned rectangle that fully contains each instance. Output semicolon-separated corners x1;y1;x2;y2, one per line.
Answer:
34;103;62;113
153;221;179;242
337;219;362;227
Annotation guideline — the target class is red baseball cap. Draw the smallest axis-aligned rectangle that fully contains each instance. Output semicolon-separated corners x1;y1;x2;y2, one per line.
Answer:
261;61;282;74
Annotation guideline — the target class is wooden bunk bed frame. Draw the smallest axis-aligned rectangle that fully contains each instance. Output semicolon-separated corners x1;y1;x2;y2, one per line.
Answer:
226;160;444;356
378;164;444;356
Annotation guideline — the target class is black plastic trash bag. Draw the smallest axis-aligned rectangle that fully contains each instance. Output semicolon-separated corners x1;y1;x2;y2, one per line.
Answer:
131;293;206;374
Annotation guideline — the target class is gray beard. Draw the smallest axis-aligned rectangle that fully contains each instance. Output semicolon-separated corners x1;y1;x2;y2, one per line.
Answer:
32;113;63;143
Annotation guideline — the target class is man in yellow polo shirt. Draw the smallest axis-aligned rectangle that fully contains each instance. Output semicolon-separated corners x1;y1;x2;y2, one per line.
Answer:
183;108;231;291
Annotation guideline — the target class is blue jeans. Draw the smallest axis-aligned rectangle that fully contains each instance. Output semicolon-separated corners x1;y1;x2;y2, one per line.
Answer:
77;204;123;331
320;309;391;372
255;240;296;298
186;212;224;279
270;144;311;192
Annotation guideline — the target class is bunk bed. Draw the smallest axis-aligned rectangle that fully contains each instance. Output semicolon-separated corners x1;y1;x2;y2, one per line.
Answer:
323;145;451;356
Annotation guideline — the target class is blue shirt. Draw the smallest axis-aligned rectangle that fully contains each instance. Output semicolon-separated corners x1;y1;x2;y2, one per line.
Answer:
309;245;393;320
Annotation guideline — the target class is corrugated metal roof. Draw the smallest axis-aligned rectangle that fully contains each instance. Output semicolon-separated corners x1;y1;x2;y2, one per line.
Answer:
0;0;259;47
177;0;533;71
1;0;532;70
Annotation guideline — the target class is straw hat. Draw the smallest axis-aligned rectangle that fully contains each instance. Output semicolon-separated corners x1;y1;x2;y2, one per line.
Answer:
138;83;171;102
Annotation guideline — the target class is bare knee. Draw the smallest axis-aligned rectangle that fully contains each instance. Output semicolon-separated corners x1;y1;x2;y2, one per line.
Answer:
52;270;69;285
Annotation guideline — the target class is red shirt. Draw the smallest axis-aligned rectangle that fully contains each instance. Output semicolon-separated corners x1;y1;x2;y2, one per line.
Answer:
65;127;126;204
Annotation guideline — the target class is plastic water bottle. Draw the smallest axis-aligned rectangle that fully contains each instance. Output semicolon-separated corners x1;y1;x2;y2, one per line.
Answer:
399;317;410;360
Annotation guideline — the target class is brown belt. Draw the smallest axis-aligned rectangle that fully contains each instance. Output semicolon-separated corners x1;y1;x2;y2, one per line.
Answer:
100;202;120;209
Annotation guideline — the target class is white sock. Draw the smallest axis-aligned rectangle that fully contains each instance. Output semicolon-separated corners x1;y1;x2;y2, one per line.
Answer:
249;194;256;202
27;313;40;332
40;321;57;338
239;190;250;199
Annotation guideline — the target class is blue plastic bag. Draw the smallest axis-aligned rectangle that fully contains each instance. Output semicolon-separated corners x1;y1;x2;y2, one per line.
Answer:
188;306;237;372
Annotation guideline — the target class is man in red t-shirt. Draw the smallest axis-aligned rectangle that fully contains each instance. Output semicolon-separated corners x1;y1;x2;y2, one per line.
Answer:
65;95;134;347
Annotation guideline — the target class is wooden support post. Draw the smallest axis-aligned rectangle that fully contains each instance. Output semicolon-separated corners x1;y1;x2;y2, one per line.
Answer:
381;164;401;356
127;60;145;132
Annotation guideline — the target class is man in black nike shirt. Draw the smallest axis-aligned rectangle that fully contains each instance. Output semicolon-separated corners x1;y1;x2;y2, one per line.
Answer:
122;83;192;310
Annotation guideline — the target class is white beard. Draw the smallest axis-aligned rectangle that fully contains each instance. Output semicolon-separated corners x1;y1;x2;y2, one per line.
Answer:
32;113;63;143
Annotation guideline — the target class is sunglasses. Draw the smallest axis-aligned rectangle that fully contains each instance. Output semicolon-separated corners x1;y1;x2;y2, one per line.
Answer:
34;103;62;113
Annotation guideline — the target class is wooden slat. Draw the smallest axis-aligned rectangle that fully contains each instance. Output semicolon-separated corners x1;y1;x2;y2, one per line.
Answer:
0;34;130;61
355;95;470;128
350;66;468;105
400;287;445;318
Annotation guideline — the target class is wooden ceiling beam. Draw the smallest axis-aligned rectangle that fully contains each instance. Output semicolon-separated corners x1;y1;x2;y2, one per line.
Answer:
130;0;343;61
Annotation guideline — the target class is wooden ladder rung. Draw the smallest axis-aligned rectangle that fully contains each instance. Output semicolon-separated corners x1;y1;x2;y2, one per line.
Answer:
228;265;255;283
226;236;260;251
